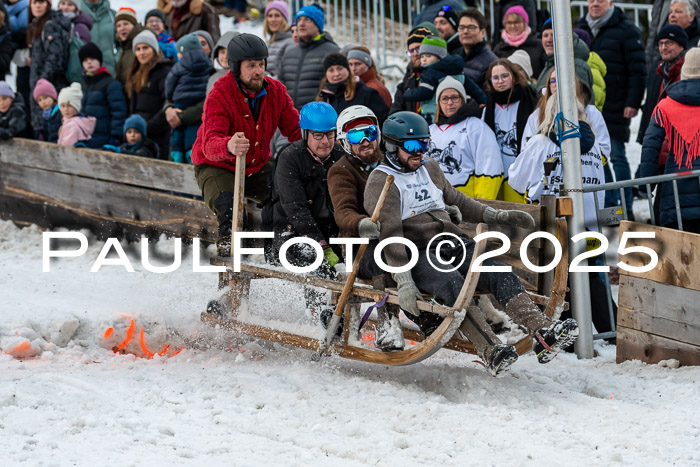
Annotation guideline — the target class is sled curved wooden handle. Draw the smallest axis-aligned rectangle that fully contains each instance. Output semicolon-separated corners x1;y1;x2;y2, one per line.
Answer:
321;174;394;348
231;153;247;260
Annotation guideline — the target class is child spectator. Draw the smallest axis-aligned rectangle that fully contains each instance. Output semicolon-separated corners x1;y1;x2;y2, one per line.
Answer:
165;33;213;163
56;82;95;146
57;0;92;43
32;78;60;143
144;9;176;58
207;30;237;93
0;81;27;139
402;36;485;124
104;114;159;159
79;42;127;149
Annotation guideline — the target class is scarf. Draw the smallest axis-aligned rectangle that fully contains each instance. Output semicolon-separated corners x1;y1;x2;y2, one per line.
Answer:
501;26;530;48
586;7;615;38
492;86;525;106
653;97;700;169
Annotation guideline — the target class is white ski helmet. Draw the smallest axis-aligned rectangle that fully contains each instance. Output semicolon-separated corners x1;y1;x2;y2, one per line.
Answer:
336;105;380;153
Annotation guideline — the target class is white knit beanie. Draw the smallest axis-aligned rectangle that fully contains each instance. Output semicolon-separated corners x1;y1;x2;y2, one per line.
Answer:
58;82;83;113
508;50;533;78
435;76;468;103
681;47;700;80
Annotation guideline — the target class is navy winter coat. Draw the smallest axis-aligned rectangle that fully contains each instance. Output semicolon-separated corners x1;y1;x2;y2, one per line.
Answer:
577;7;646;141
165;49;213;109
456;40;498;87
81;68;128;148
640;79;700;227
120;137;160;159
43;104;61;143
129;59;173;159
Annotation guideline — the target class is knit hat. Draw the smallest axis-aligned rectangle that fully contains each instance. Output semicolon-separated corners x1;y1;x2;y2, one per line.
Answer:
435;5;459;30
347;49;372;67
194;30;214;52
541;17;552;32
32;79;57;102
407;22;439;47
0;82;15;99
265;1;290;22
124;114;147;137
436;76;467;104
504;5;529;26
419;36;448;59
295;4;325;32
132;30;159;54
508;50;533;78
657;24;689;49
176;33;202;55
572;28;592;48
78;42;103;65
681;47;700;80
144;9;165;24
115;7;138;26
58;82;83;113
323;52;350;72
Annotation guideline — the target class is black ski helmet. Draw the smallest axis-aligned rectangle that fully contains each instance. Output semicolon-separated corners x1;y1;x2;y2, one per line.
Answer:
381;111;431;171
227;33;268;78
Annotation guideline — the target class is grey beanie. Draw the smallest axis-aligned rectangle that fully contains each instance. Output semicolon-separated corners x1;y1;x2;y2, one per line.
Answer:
435;76;467;104
132;30;159;54
194;30;214;51
347;49;372;67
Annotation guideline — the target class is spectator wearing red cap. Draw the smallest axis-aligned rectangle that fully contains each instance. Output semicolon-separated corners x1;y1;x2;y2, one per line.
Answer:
493;5;545;79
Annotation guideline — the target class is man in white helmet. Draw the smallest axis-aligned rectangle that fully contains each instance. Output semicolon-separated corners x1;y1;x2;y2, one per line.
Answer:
327;105;405;351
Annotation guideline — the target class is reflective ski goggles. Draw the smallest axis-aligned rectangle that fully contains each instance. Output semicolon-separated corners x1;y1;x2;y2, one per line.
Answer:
346;125;379;145
401;138;430;154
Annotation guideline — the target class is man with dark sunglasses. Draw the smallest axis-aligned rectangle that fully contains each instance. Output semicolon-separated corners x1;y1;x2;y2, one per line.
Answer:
363;111;579;376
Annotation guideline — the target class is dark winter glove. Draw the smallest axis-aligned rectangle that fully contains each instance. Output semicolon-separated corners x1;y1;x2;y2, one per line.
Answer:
446;205;462;225
483;206;536;230
357;217;381;239
0;130;12;140
393;271;423;317
103;144;121;153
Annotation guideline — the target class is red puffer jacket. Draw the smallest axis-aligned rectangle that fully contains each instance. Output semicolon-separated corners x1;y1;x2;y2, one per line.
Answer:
191;73;301;175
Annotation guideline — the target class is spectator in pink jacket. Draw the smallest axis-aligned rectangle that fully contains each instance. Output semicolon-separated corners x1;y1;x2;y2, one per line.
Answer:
57;82;96;146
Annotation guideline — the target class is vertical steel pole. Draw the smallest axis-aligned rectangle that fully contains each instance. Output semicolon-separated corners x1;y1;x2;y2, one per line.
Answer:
489;0;495;42
551;0;594;358
374;0;379;64
380;0;387;68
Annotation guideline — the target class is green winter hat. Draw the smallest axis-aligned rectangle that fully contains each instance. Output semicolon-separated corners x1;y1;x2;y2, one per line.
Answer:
419;36;447;59
176;33;202;56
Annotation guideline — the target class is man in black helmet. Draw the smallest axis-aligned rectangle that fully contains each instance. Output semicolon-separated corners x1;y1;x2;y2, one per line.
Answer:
191;33;302;255
363;111;579;376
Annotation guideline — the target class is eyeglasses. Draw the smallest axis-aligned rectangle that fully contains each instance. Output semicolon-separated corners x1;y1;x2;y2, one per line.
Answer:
146;19;163;25
405;47;421;56
346;125;379;145
401;139;430;154
504;20;524;26
490;73;511;82
310;131;336;141
439;95;462;104
658;40;678;48
458;24;479;32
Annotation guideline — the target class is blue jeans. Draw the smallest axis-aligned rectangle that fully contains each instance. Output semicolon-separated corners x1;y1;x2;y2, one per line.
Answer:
604;137;633;214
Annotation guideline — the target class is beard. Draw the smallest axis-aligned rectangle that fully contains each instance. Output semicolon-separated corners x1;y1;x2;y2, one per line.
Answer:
353;145;383;166
240;75;263;92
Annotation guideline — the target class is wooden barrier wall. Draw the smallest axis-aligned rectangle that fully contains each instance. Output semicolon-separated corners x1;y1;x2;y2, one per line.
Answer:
617;221;700;366
0;138;218;241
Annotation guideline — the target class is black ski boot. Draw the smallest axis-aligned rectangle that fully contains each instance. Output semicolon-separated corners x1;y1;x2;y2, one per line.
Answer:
486;344;519;376
533;318;579;364
320;308;343;338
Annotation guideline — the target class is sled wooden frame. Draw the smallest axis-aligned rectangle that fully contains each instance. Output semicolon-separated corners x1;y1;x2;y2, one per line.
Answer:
201;154;571;366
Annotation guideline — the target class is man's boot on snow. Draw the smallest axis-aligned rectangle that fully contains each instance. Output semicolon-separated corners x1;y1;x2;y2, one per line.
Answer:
214;191;234;257
375;306;404;352
458;305;518;376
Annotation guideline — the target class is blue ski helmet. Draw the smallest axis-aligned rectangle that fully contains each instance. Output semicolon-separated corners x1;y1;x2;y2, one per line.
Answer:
299;102;338;140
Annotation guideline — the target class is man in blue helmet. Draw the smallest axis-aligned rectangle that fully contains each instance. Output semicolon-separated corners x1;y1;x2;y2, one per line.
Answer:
363;111;579;376
265;101;345;277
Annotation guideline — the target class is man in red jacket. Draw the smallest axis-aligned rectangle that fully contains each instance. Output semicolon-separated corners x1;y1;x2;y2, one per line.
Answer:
191;33;301;253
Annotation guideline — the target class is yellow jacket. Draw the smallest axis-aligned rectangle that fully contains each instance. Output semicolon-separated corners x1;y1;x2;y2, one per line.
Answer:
588;51;607;112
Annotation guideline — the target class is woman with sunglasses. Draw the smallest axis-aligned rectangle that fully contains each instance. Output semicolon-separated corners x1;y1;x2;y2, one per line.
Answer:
428;76;503;200
316;52;389;126
483;58;538;201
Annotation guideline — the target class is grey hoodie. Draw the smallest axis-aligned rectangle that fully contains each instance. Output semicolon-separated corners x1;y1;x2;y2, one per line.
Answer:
207;31;238;94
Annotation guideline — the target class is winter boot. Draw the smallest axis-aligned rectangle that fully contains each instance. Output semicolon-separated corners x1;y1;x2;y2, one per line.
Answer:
532;318;580;364
216;235;231;257
375;306;404;352
505;293;552;336
458;305;518;376
320;307;343;339
412;312;443;338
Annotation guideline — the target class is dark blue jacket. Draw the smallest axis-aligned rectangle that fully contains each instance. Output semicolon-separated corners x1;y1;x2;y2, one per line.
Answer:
456;40;498;87
640;79;700;226
402;55;487;105
81;68;128;148
165;49;214;109
120;137;160;159
578;7;647;141
0;94;27;139
43;104;61;143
